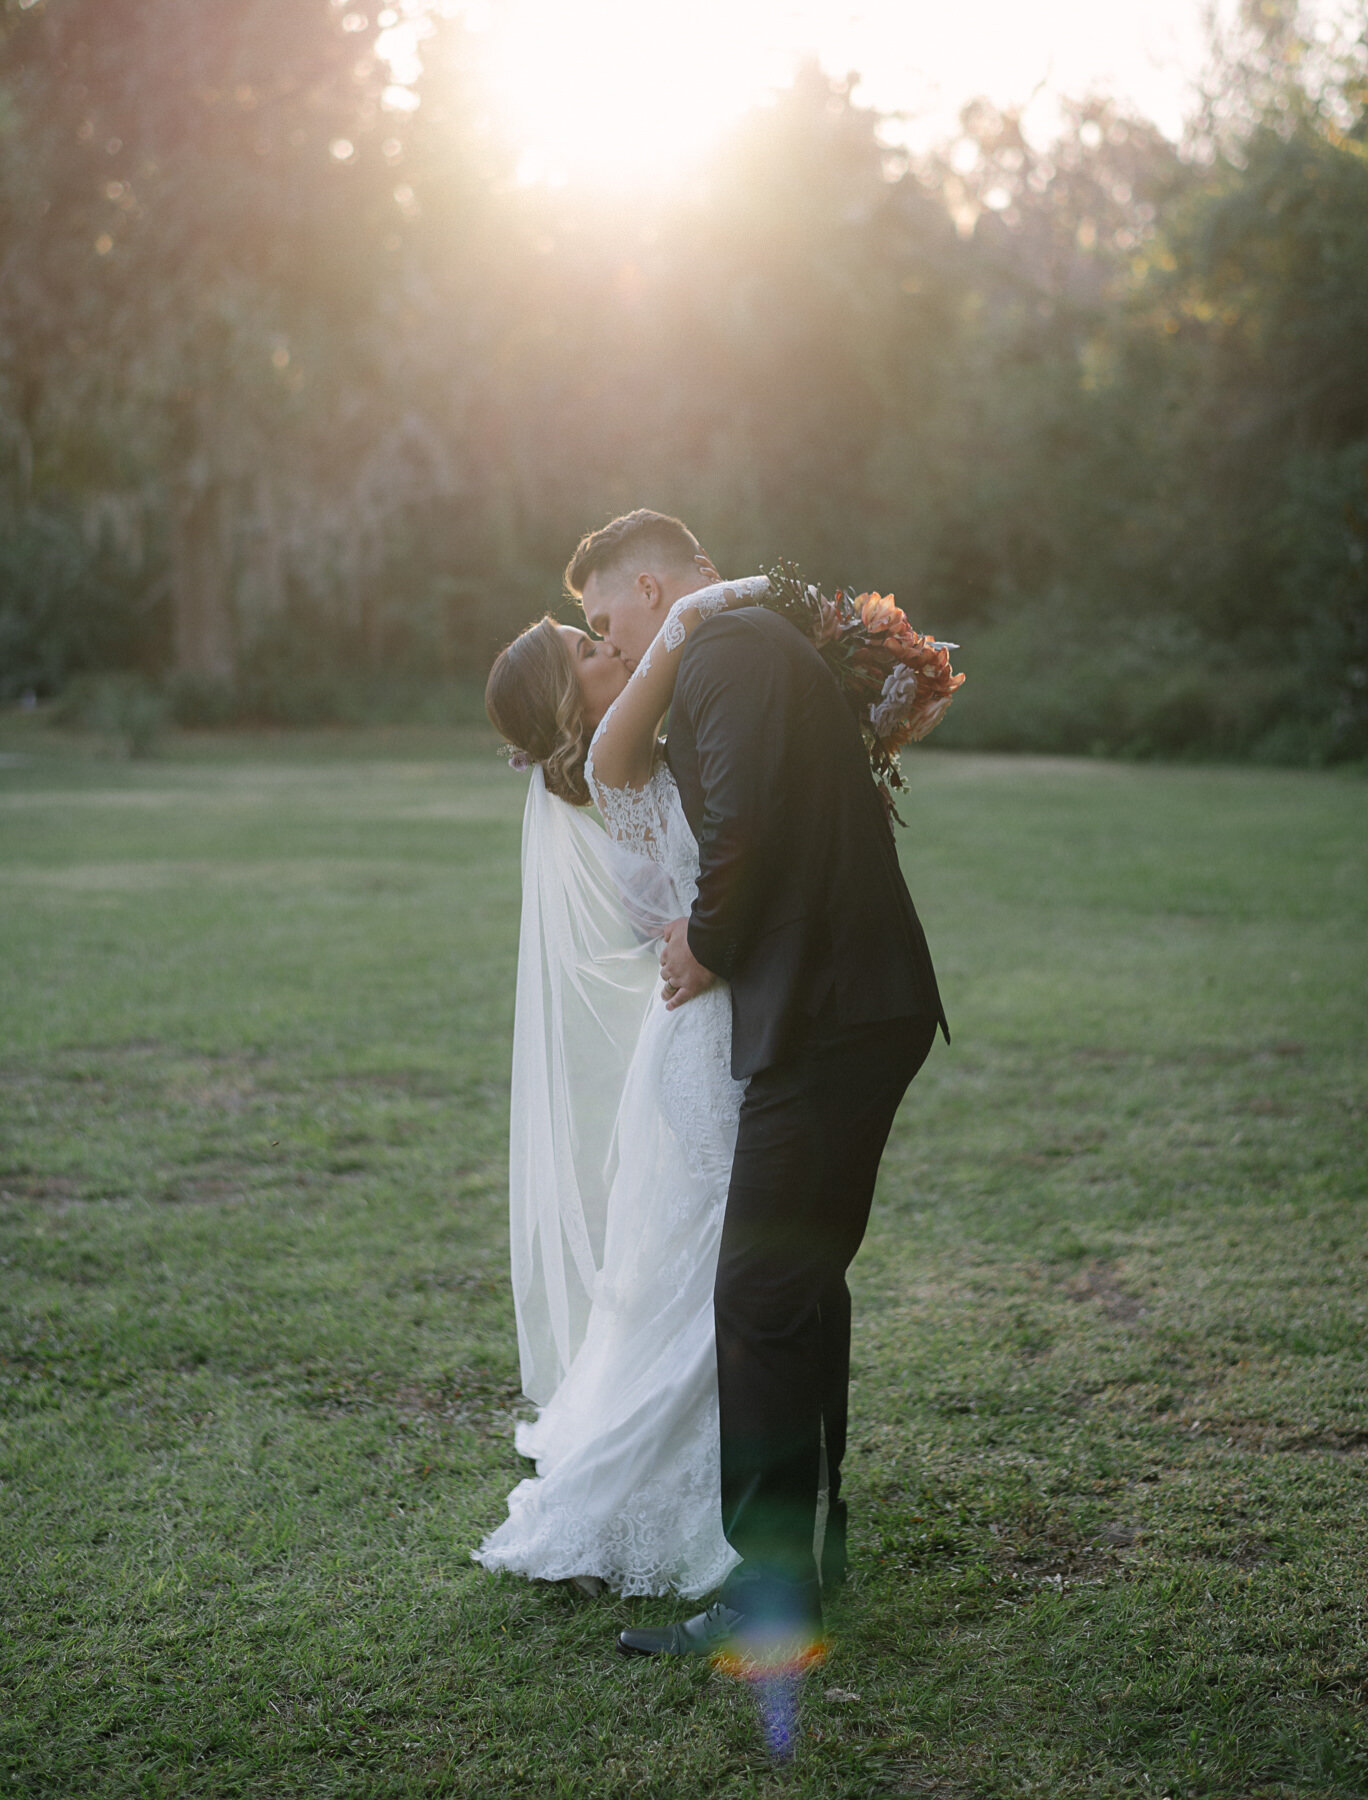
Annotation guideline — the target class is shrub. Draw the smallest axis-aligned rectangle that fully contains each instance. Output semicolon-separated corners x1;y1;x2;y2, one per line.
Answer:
53;673;168;757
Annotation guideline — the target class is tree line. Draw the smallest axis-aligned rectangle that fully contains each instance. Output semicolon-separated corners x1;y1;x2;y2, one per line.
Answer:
1;0;1365;760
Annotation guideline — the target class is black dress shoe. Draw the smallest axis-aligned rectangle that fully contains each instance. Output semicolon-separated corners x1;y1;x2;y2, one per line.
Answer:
617;1602;742;1657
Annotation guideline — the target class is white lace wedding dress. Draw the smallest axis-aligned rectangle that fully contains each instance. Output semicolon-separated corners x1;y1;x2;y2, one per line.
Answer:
473;714;746;1598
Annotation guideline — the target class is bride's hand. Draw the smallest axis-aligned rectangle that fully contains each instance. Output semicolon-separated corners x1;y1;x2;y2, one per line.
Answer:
660;917;716;1010
694;552;722;585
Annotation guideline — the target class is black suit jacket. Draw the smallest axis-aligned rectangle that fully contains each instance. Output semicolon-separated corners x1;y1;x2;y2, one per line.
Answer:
666;606;948;1080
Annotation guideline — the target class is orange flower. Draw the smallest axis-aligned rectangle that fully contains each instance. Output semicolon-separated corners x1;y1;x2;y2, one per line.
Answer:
894;633;966;699
858;592;906;636
909;693;958;740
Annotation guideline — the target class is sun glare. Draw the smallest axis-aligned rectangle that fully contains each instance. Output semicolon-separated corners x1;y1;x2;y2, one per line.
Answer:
457;0;1224;189
469;0;800;188
445;0;1347;190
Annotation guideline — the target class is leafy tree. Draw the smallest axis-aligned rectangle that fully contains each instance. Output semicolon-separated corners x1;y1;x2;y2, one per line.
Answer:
1;0;1363;757
0;0;427;686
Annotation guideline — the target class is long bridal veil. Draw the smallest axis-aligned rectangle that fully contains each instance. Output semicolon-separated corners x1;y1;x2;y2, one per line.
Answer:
508;767;679;1405
481;763;741;1597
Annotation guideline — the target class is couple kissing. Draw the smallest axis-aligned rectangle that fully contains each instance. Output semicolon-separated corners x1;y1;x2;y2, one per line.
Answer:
478;508;948;1677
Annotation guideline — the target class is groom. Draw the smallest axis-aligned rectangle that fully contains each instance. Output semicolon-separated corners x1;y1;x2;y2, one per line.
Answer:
566;509;947;1659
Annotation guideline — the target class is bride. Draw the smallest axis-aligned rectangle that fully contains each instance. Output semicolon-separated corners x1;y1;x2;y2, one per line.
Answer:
474;556;768;1599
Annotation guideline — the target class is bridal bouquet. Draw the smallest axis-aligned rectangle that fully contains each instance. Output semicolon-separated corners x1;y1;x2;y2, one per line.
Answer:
758;561;965;822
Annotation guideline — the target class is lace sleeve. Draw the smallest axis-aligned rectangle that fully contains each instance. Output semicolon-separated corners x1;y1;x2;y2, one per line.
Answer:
585;742;673;862
658;575;769;656
585;575;769;851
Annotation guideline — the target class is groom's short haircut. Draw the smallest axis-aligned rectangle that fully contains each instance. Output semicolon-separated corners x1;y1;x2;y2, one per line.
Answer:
565;509;700;596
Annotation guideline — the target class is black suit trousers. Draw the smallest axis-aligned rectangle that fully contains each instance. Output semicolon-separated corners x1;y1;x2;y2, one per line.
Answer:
715;1011;938;1613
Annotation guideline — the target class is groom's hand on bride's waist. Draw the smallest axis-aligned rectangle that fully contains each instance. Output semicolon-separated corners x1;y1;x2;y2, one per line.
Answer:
660;917;716;1011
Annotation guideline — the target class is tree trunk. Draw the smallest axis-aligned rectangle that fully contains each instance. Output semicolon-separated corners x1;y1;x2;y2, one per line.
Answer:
168;472;235;683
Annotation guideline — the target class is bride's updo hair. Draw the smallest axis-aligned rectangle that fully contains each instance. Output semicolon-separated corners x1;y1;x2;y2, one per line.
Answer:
485;617;592;807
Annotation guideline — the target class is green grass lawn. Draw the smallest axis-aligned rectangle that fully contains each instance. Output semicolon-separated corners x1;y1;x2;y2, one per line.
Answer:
1;716;1365;1798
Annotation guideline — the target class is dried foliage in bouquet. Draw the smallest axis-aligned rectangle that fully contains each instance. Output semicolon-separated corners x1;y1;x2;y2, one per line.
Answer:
759;560;965;822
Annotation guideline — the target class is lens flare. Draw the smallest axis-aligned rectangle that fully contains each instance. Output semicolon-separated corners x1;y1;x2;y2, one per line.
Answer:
713;1637;826;1762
